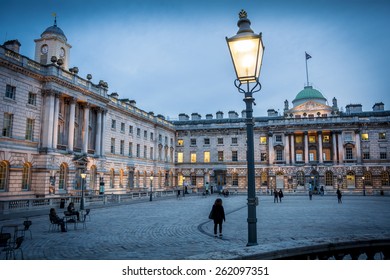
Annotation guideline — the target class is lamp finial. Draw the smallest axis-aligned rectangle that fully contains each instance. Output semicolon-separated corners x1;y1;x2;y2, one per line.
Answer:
239;9;247;19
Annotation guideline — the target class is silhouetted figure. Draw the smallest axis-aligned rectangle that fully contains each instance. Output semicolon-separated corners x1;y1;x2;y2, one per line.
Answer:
337;188;342;203
209;198;226;238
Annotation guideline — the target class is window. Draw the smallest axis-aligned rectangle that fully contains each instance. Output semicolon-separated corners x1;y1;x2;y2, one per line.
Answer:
380;148;387;159
381;172;389;186
309;150;317;161
275;135;282;142
260;136;267;144
295;135;302;144
90;165;97;191
110;138;115;154
325;171;333;186
137;128;141;136
363;151;370;160
217;138;223;145
232;137;238;145
5;85;16;100
128;142;133;157
363;172;372;186
110;169;115;188
144;130;147;139
261;152;267;161
111;119;116;129
276;150;283;161
177;152;183;163
177;139;184;146
58;163;67;190
28;92;36;106
150;147;153;160
158;134;162;142
190;152;197;163
129;125;133;134
120;140;124;155
144;145;147;158
25;118;34;141
120;122;125;133
0;161;9;191
346;147;353;160
165;136;168;145
150;132;154;141
361;133;369;141
190;138;196;146
204;151;210;163
323;135;330;143
296;171;305;186
2;113;13;137
232;151;238;161
119;169;124;187
296;151;303;162
379;132;386;140
204;138;210;145
232;173;238;186
191;175;196;186
136;144;140;157
323;149;331;161
218;151;224;161
309;135;316;143
21;163;32;191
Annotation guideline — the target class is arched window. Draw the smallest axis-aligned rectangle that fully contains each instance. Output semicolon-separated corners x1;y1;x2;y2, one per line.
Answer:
381;171;389;186
363;171;372;186
325;171;333;186
59;163;68;190
0;161;10;191
110;169;115;188
143;172;147;187
90;165;97;192
21;163;32;191
261;172;268;186
296;171;305;186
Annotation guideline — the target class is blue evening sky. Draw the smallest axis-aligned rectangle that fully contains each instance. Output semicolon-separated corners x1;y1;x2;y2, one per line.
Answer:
1;0;389;119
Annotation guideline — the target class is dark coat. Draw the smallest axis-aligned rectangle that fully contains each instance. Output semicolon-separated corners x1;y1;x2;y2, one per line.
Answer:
211;204;225;223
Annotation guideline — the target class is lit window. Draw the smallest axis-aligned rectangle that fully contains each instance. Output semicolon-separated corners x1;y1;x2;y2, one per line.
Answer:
323;135;330;143
204;151;210;163
260;136;267;144
295;136;302;144
177;152;183;163
361;133;369;141
177;139;184;146
218;151;224;161
190;152;197;163
379;132;386;140
309;135;316;143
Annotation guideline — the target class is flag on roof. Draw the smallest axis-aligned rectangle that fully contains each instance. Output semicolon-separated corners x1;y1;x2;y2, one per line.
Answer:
305;52;312;60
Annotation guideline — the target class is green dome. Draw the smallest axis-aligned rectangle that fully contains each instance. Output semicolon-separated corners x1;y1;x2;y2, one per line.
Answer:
292;86;326;104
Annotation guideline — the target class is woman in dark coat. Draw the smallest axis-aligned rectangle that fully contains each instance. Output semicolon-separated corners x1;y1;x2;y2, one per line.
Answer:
210;198;226;238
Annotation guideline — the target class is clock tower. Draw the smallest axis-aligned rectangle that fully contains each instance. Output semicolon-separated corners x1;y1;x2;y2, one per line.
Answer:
34;17;72;69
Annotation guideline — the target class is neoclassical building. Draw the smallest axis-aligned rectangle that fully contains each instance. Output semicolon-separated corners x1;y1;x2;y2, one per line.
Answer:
173;86;390;194
1;20;389;200
0;20;176;199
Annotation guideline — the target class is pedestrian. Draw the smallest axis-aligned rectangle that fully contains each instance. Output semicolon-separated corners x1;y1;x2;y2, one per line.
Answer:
309;189;313;200
320;186;324;196
49;208;67;232
337;188;342;203
177;188;181;199
273;188;279;203
363;185;366;196
278;189;284;203
209;198;226;238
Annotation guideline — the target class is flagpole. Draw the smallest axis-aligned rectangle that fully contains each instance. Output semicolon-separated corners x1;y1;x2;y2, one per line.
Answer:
305;52;309;86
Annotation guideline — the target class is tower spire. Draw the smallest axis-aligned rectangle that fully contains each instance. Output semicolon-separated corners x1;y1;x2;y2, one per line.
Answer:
52;12;57;26
305;52;312;86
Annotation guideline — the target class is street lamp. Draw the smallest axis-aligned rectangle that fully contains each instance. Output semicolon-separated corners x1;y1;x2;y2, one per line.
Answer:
182;176;186;197
80;172;87;210
226;9;265;247
149;175;154;201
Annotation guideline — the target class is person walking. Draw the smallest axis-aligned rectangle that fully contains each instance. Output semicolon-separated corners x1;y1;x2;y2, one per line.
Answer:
278;189;284;203
209;198;226;238
337;188;342;203
273;189;279;203
309;189;313;200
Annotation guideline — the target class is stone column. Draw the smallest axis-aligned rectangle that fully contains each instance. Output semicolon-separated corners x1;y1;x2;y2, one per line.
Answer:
95;108;102;157
318;131;323;164
285;133;290;164
41;90;55;149
67;98;76;152
268;133;274;165
355;130;361;163
290;134;295;164
101;110;107;156
82;104;90;154
52;94;60;149
332;132;338;164
338;132;344;163
304;132;309;164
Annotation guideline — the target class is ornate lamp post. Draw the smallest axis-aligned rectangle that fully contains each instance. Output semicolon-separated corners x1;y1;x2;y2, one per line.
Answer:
149;175;154;201
226;9;265;247
80;172;87;210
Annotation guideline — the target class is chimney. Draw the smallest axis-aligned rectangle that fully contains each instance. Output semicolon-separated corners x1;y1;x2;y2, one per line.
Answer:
191;113;201;120
179;113;190;121
228;111;238;119
3;40;21;53
373;102;384;111
206;114;213;120
216;111;224;119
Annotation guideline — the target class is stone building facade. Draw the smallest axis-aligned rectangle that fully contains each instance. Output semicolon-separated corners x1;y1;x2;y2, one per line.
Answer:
0;21;176;199
0;20;389;200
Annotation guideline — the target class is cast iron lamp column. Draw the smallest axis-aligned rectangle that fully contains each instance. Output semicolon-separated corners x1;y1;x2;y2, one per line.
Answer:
80;173;87;210
226;10;265;247
150;175;154;201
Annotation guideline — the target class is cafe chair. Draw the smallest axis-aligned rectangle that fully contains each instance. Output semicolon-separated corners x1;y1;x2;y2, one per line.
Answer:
2;236;24;260
85;209;91;221
49;216;60;232
22;220;32;239
0;233;12;259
